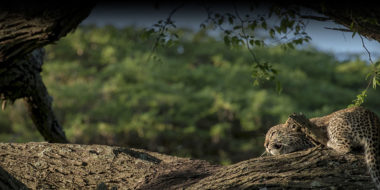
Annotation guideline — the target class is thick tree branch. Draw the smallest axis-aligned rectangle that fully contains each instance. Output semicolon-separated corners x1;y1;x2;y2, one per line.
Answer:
0;143;375;189
23;50;67;143
0;49;67;142
0;4;94;64
0;5;94;142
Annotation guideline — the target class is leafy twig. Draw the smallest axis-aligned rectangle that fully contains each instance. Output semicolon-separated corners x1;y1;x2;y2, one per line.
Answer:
232;4;259;63
147;3;185;61
350;34;379;107
359;34;374;64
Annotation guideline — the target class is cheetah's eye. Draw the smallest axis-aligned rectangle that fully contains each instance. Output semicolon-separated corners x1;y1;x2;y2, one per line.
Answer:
273;143;282;149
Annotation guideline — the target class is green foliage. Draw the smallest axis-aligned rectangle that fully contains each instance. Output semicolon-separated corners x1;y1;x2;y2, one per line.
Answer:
147;4;311;90
349;90;367;107
202;5;310;50
0;26;380;165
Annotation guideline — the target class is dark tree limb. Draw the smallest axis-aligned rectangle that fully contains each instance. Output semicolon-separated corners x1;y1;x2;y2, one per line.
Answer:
0;4;94;64
23;49;67;143
0;49;67;143
0;142;376;189
0;5;94;142
298;2;380;42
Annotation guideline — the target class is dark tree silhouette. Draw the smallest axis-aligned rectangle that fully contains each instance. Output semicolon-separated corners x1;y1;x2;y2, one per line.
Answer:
0;4;94;142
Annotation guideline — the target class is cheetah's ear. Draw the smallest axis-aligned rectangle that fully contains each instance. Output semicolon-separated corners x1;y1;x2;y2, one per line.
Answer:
285;113;297;124
285;114;300;131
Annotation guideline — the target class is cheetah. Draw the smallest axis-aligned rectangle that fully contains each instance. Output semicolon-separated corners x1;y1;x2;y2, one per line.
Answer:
264;106;380;189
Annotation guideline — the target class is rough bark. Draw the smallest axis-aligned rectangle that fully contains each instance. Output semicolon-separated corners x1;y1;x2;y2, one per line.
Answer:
0;142;376;189
0;4;94;64
22;49;67;143
0;166;29;190
0;4;94;143
0;49;67;143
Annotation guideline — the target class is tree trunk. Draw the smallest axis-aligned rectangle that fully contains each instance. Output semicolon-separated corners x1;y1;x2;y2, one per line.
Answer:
0;5;94;142
0;142;375;189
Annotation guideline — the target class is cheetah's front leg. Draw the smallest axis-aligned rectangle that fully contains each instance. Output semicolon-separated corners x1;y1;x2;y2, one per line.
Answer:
326;139;352;154
327;117;353;154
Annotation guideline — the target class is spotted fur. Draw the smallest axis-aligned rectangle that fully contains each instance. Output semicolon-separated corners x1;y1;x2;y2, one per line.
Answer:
264;107;380;189
264;124;314;155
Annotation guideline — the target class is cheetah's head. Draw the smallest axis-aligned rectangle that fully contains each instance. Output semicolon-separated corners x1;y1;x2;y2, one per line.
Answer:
264;123;314;155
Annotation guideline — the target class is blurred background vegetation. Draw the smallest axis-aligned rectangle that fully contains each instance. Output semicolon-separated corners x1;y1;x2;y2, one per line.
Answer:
0;25;379;165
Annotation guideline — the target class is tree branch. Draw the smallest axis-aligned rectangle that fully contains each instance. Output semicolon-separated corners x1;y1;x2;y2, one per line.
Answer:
0;49;68;143
0;142;375;189
0;4;94;64
300;15;330;21
324;27;352;32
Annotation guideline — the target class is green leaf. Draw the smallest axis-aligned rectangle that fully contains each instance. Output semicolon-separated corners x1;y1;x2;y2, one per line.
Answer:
228;17;234;25
351;90;367;107
365;72;372;80
269;29;275;38
350;22;355;30
261;21;267;30
275;26;281;33
352;31;356;38
295;25;301;33
249;39;254;46
250;20;257;31
233;25;242;30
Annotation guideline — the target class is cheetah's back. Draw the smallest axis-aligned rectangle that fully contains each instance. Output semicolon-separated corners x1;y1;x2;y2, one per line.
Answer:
327;107;380;189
